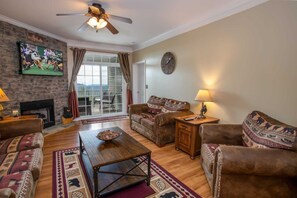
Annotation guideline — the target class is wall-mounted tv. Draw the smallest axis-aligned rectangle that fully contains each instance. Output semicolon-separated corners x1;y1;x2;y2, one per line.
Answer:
18;41;63;76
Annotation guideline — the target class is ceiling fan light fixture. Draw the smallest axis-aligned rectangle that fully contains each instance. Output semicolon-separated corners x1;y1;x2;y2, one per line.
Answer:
57;2;131;34
87;17;97;27
97;19;107;29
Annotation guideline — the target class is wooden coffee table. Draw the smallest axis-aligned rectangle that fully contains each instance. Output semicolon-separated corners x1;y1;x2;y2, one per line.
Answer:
79;127;151;197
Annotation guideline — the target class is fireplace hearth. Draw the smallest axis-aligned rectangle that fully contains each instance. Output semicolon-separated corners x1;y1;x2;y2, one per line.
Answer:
20;99;55;128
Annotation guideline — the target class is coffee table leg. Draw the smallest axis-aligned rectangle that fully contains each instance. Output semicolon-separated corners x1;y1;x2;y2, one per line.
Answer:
147;153;151;186
94;168;99;197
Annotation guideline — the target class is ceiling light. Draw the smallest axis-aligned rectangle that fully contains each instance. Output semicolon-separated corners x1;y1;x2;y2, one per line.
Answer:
96;19;107;29
87;17;97;27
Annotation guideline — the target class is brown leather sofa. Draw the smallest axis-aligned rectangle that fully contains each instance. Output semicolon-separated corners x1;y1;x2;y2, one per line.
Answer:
199;111;297;198
0;118;44;198
129;96;193;147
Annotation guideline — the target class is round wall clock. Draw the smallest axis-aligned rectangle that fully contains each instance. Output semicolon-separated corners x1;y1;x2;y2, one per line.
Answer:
161;52;175;74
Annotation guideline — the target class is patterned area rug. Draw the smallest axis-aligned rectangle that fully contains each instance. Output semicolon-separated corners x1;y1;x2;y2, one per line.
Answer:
53;147;201;198
81;115;128;125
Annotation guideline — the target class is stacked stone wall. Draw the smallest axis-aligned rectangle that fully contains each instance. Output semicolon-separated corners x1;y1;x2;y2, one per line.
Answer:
0;21;68;124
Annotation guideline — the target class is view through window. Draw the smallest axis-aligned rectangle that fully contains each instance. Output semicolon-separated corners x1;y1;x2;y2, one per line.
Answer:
76;52;125;116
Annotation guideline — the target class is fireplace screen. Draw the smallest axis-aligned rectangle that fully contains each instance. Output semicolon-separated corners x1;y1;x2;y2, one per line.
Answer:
22;108;50;123
20;99;55;128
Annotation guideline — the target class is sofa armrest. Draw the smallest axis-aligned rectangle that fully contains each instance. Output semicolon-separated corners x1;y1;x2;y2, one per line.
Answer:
216;145;297;177
129;103;148;116
0;118;43;139
200;124;242;145
0;188;16;198
155;111;194;126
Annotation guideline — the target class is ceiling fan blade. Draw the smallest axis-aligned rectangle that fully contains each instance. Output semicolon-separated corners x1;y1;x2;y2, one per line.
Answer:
56;13;85;16
78;20;89;32
85;13;92;17
89;6;101;15
105;20;119;34
108;14;132;24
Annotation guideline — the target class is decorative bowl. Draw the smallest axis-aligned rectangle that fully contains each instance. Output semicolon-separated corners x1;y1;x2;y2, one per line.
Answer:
97;130;121;141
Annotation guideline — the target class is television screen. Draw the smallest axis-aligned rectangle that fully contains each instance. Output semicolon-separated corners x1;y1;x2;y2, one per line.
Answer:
18;41;63;76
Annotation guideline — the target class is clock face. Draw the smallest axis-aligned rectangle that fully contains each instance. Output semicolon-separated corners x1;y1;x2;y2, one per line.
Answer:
161;52;175;74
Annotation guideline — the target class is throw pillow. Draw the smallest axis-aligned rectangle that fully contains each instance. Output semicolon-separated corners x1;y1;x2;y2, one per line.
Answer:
147;96;166;114
161;99;190;113
242;111;297;151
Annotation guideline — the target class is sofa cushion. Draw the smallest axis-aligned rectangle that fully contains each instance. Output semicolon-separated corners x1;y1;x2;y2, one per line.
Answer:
161;99;190;113
201;144;220;174
141;118;155;131
141;112;155;119
147;95;166;114
0;170;33;198
242;111;297;151
131;114;143;123
0;148;43;181
131;113;156;124
0;132;44;155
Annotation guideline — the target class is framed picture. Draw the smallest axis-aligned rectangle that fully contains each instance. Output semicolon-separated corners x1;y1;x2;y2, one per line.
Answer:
18;41;63;76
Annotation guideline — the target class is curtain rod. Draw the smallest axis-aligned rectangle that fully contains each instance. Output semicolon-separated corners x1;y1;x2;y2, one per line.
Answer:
69;47;131;55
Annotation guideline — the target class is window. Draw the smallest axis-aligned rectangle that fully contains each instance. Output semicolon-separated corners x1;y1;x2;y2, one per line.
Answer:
76;52;126;116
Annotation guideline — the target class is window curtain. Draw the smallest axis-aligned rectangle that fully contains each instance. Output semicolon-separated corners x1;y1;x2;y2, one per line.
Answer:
68;48;86;118
118;53;133;112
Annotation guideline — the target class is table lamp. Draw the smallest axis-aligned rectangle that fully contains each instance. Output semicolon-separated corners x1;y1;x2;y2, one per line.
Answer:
0;88;10;120
195;89;212;119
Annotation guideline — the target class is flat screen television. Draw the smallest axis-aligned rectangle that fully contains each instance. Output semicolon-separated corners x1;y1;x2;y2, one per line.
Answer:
18;41;63;76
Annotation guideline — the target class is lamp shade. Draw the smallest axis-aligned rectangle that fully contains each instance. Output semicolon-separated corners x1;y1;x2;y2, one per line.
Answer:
195;89;212;102
0;88;9;102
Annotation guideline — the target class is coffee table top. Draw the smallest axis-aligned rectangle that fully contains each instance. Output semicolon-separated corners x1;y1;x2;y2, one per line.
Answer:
79;127;151;168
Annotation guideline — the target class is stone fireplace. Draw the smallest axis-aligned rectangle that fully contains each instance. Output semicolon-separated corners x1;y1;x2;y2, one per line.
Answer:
20;99;55;128
0;21;68;125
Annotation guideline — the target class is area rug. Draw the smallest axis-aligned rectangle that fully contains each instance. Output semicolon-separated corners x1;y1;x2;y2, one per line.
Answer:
81;115;128;125
53;147;201;198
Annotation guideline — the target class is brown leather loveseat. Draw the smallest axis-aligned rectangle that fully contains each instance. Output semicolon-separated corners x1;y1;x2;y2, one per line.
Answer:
129;95;193;147
199;111;297;198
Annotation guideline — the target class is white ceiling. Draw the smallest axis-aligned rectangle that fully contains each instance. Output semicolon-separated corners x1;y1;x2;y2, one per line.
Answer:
0;0;267;51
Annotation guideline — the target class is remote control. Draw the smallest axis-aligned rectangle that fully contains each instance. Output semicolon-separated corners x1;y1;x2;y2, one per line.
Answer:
184;117;195;121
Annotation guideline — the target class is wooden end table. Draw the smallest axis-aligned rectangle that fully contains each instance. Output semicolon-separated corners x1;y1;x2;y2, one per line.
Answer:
79;127;151;197
175;115;219;159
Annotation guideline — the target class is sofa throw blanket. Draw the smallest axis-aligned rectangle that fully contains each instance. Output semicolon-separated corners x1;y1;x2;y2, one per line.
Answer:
147;95;166;114
242;111;297;151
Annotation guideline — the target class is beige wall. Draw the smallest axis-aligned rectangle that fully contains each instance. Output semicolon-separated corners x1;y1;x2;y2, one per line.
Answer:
132;1;297;126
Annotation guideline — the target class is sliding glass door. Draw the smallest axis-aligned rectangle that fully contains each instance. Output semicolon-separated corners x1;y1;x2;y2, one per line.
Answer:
76;52;126;117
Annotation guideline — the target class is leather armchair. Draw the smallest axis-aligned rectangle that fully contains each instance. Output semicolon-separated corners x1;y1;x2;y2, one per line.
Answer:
200;122;297;198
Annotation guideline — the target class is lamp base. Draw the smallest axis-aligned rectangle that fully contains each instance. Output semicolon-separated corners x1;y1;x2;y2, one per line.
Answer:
0;108;4;120
196;102;207;119
195;114;206;119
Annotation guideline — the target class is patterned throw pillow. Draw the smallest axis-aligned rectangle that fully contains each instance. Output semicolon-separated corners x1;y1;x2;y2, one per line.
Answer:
147;96;166;114
242;111;297;151
161;99;190;113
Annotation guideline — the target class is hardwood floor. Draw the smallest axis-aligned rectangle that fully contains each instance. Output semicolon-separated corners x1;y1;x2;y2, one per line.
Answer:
34;119;212;198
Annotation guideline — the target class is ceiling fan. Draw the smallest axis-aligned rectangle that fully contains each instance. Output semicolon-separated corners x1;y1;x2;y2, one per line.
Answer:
56;2;132;34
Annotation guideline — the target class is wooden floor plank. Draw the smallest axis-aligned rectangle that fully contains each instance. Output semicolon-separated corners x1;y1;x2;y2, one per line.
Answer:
35;119;212;198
